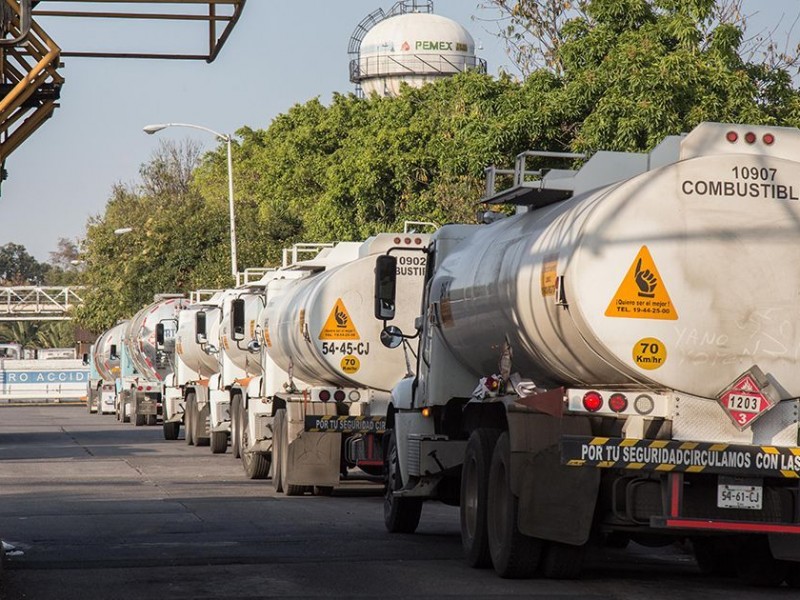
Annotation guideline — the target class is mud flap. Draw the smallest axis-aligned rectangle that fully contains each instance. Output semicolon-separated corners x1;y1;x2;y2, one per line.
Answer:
515;445;599;545
507;410;599;545
286;432;341;488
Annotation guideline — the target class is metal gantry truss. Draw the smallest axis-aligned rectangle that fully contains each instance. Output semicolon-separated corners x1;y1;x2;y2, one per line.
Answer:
0;286;84;320
0;0;246;179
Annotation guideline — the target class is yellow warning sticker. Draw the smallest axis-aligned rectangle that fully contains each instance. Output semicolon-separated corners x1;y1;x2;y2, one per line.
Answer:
319;298;361;340
541;254;558;296
341;354;360;374
632;337;667;370
605;246;678;320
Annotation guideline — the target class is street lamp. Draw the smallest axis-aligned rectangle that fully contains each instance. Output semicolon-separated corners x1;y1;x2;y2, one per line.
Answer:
143;122;238;279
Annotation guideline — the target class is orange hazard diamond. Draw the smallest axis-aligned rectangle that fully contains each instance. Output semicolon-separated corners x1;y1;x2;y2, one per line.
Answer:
605;246;678;320
319;298;360;341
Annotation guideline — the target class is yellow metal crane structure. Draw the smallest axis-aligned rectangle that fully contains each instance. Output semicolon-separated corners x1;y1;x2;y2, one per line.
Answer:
0;0;246;184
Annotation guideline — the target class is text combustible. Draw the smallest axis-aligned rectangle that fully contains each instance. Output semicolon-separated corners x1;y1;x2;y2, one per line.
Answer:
579;443;800;472
682;180;799;200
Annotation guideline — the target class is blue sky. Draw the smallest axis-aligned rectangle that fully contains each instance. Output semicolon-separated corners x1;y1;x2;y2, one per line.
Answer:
0;0;797;261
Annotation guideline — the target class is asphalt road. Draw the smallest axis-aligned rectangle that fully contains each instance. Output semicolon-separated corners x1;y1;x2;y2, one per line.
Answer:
0;405;794;599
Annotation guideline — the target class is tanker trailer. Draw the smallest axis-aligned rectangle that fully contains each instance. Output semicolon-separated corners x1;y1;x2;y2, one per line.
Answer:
374;122;800;585
162;291;223;443
213;271;275;455
88;321;127;415
259;232;430;495
118;294;189;426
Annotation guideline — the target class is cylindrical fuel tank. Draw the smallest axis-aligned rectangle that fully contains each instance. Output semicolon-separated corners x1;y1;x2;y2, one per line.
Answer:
92;321;127;381
175;296;223;378
434;150;800;400
265;234;429;390
123;295;190;382
219;292;264;376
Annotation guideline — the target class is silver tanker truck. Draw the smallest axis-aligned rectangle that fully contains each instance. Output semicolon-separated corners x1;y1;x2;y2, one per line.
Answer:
87;321;127;415
117;294;189;426
374;122;800;586
232;233;429;493
164;291;223;443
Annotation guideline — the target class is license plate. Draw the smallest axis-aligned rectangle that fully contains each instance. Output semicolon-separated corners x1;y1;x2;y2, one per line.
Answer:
717;476;762;509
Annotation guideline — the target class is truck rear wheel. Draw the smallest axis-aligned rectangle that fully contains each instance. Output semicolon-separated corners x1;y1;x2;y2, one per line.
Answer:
230;394;242;459
163;421;180;441
242;404;270;480
194;404;210;447
271;409;285;492
384;430;422;533
210;431;228;454
146;415;157;426
461;428;500;568
487;432;542;578
184;394;196;446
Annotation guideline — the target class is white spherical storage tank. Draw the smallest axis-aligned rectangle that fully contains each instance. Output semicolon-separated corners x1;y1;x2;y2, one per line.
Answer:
355;12;484;97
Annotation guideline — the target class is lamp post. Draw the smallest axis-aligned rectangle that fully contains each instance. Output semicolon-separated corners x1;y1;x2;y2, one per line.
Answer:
143;122;238;279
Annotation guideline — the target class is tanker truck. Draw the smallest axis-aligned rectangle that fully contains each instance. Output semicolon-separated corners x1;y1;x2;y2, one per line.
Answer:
237;233;429;493
214;271;275;456
117;294;189;426
163;291;223;443
373;122;800;586
87;321;127;415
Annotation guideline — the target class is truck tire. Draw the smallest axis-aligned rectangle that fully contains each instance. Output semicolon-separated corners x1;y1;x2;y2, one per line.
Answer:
242;404;270;480
163;421;180;441
194;404;210;447
134;413;145;427
540;541;585;579
487;432;542;578
271;409;285;492
384;430;422;533
146;415;157;426
277;409;305;496
313;486;334;496
210;431;228;454
461;428;501;568
230;394;242;459
184;394;196;446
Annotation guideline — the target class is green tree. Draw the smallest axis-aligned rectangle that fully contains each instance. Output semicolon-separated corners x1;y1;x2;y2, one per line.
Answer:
0;321;40;349
0;243;49;284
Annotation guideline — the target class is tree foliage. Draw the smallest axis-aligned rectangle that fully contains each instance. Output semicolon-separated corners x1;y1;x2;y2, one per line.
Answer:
74;0;800;332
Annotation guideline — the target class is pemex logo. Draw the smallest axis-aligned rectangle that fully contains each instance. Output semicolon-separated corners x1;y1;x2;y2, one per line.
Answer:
401;41;410;51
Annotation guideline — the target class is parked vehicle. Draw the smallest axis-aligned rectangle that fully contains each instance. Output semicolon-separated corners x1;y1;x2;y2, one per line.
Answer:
373;122;800;585
87;322;127;414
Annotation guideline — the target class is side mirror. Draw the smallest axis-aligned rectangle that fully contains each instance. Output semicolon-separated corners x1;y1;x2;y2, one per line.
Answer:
110;344;118;360
231;298;246;341
155;323;165;347
380;325;404;349
195;311;208;344
374;255;397;320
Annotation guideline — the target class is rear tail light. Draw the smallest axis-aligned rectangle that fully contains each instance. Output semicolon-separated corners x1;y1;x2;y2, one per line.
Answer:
725;131;738;143
634;394;655;415
137;386;143;391
319;390;331;402
348;390;361;402
334;390;346;402
763;133;775;145
608;393;628;413
582;391;603;412
744;131;757;144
